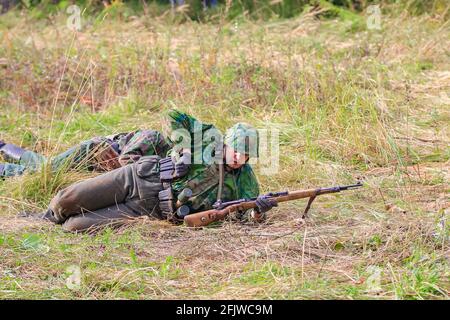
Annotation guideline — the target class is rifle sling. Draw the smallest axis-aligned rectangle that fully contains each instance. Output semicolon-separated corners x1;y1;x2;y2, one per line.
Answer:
216;163;224;204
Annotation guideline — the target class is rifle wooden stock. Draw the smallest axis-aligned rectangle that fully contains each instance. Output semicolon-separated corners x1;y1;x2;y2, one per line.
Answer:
184;188;321;227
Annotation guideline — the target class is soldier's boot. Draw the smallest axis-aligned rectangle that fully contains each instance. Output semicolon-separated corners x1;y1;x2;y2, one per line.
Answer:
17;209;59;223
37;209;59;223
0;143;27;162
0;162;27;177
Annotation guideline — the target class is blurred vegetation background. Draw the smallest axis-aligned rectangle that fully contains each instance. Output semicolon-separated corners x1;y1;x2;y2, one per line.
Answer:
1;0;449;21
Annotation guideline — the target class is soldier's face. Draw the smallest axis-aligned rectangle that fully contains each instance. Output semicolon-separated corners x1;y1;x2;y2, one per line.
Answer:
224;145;249;169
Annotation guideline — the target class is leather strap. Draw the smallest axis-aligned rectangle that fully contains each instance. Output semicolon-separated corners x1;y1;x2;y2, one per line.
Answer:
216;163;224;203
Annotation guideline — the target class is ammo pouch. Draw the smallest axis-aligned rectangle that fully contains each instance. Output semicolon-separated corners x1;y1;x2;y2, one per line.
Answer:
158;157;183;223
158;187;183;224
158;187;174;219
159;157;175;182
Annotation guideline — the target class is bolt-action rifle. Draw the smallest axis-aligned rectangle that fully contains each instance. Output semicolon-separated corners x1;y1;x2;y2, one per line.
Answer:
183;182;363;227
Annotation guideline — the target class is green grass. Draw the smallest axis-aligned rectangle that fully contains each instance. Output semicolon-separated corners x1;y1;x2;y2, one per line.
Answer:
0;5;449;300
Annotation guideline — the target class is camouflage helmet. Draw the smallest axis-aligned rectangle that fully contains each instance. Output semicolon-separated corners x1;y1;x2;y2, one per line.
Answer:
224;123;259;158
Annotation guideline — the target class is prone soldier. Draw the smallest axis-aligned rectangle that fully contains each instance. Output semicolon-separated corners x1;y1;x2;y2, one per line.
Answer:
30;109;277;232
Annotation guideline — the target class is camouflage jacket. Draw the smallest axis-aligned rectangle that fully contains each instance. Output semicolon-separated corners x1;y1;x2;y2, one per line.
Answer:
106;130;171;166
166;110;260;217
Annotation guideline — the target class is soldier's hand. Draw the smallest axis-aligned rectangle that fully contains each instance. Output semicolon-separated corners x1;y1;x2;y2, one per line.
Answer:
173;152;191;178
255;194;278;213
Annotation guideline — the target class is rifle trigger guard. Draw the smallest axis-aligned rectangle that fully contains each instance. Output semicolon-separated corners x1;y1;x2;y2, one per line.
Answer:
302;195;317;219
